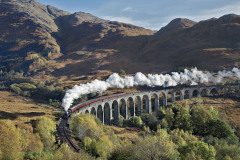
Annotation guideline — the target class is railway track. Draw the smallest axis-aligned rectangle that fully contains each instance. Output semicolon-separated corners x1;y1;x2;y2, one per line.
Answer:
57;116;81;152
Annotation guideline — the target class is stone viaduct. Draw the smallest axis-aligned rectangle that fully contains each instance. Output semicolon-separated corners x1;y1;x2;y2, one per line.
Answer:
70;85;238;124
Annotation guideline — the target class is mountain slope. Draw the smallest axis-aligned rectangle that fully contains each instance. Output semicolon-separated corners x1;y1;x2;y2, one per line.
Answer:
0;0;240;78
0;0;67;56
0;0;67;72
0;0;153;74
142;14;240;71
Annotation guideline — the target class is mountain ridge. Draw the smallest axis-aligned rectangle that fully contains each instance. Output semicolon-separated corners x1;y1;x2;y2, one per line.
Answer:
156;18;196;36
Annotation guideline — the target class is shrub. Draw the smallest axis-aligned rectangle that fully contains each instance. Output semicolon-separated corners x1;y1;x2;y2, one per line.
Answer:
141;114;159;131
111;129;180;160
10;84;22;94
49;99;61;107
117;115;125;127
156;108;166;120
190;105;238;141
110;145;133;160
207;119;238;141
25;52;40;60
24;152;44;160
179;141;216;160
162;108;175;130
213;139;240;160
53;144;92;160
0;120;23;160
37;151;54;160
17;83;37;91
170;129;198;146
172;105;192;131
28;56;48;72
19;128;44;153
83;137;95;153
190;105;218;136
124;116;143;128
10;83;36;91
70;114;104;139
91;135;114;158
0;84;6;90
71;114;118;158
35;117;56;149
31;86;64;102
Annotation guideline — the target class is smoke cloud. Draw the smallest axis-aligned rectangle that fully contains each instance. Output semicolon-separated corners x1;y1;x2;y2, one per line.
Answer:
62;67;240;111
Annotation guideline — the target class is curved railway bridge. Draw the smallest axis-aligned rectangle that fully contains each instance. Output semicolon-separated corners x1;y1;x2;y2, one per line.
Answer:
69;84;239;125
57;84;239;152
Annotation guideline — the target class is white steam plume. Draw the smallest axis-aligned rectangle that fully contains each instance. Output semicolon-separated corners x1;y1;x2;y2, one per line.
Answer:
62;67;240;111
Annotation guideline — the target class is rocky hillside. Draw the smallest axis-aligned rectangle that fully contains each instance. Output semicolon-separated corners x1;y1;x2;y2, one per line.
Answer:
0;0;240;79
144;14;240;72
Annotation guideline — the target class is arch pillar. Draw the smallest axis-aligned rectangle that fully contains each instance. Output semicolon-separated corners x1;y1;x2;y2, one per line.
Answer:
102;109;105;124
163;93;167;106
101;103;105;124
97;105;104;124
180;90;184;100
138;97;142;114
206;89;211;96
155;101;159;112
103;103;111;125
95;106;98;118
154;97;159;112
197;90;201;97
139;105;142;114
143;95;151;114
125;99;129;119
109;101;114;121
96;107;98;118
148;100;152;114
171;93;176;102
112;100;119;124
91;107;97;118
120;98;128;119
132;103;136;117
110;106;113;120
114;107;119;124
127;97;135;118
189;90;193;99
135;96;142;116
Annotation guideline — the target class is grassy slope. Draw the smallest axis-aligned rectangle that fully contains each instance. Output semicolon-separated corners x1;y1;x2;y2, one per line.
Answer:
0;91;60;126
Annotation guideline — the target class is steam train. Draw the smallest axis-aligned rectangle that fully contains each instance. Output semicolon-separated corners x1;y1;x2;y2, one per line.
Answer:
63;92;127;119
63;83;214;119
